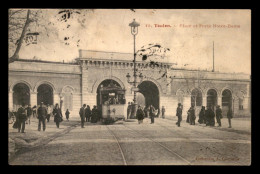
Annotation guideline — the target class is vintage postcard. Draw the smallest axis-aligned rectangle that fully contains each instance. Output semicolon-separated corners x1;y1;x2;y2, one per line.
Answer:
8;9;251;165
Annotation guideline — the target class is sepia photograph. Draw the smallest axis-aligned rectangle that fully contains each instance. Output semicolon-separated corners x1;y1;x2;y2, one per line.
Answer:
8;9;251;165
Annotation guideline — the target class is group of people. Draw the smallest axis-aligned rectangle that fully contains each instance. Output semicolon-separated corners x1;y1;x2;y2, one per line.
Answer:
12;102;65;133
79;104;100;128
196;105;233;128
127;102;166;120
176;103;233;128
136;104;166;124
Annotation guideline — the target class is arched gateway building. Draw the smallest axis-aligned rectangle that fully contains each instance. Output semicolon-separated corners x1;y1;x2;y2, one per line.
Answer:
8;50;251;118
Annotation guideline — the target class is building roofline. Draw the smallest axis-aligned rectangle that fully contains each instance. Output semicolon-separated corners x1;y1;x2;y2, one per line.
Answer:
11;58;78;65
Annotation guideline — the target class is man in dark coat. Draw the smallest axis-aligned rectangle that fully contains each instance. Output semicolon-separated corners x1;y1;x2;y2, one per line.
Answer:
91;106;98;123
188;105;196;125
227;106;233;128
79;104;86;128
85;105;91;122
176;103;182;127
65;109;70;121
149;105;155;124
26;104;32;125
136;105;145;124
17;103;27;133
198;106;206;124
53;103;63;128
205;105;215;126
161;106;166;119
215;105;223;127
37;102;47;131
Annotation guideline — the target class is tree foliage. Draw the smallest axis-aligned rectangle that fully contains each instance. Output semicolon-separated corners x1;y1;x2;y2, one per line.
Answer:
8;9;94;63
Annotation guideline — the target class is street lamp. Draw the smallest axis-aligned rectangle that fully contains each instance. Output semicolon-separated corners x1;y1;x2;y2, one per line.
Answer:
127;19;140;119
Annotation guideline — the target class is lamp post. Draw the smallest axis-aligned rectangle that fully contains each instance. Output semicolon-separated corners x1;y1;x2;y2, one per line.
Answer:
127;19;141;119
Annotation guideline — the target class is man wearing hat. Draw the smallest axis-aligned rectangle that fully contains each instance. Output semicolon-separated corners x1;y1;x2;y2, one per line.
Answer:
17;103;27;133
216;105;223;127
176;103;182;127
37;102;47;131
79;104;86;128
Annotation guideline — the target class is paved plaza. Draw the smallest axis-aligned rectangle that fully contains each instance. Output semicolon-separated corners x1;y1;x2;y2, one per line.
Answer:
8;116;251;165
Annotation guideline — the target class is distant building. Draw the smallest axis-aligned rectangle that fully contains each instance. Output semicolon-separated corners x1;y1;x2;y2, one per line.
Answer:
8;50;251;117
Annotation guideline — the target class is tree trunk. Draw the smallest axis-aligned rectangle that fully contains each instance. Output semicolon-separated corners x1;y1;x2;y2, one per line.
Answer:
9;10;31;63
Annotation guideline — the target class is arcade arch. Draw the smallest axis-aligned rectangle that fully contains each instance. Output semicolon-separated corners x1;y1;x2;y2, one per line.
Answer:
207;89;218;109
37;84;54;105
13;83;30;111
137;81;160;110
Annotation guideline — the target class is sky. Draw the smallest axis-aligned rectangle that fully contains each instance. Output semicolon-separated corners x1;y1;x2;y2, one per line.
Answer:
14;9;251;74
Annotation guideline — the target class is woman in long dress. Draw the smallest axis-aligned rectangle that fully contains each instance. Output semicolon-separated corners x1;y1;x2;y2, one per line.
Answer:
53;103;63;128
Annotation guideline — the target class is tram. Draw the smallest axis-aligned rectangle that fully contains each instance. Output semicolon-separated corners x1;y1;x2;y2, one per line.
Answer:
98;81;126;123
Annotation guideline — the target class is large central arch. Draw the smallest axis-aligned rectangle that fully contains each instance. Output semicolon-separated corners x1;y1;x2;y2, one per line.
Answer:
13;83;30;111
137;81;160;110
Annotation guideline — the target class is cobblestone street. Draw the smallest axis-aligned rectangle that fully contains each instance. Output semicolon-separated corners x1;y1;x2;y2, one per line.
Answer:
9;116;251;165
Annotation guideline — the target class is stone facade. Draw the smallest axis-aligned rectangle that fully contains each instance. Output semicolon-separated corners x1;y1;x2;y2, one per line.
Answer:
8;50;251;118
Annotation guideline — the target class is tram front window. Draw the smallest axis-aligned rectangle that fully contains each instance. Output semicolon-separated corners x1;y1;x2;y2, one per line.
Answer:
103;94;125;105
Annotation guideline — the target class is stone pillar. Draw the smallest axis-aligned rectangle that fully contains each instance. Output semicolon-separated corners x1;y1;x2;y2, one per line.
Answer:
217;96;222;106
183;95;191;117
54;93;60;106
202;94;207;107
166;78;172;95
8;90;13;110
30;91;37;107
81;60;89;105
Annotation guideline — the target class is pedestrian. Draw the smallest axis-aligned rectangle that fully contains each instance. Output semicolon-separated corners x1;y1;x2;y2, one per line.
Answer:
216;105;223;127
26;104;32;125
149;105;155;124
32;105;37;118
205;105;215;126
127;102;131;119
186;110;190;123
53;103;63;128
176;103;182;127
198;106;206;124
65;109;70;121
17;103;27;133
188;105;196;125
79;104;86;128
37;102;47;131
85;105;91;122
227;106;233;128
161;106;165;119
46;104;52;122
91;106;98;123
136;105;145;124
145;106;149;118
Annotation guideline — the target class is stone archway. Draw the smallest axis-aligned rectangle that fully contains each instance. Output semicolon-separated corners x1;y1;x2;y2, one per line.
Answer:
207;89;218;109
37;84;54;105
222;89;232;116
191;88;203;114
137;81;160;110
13;83;30;111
